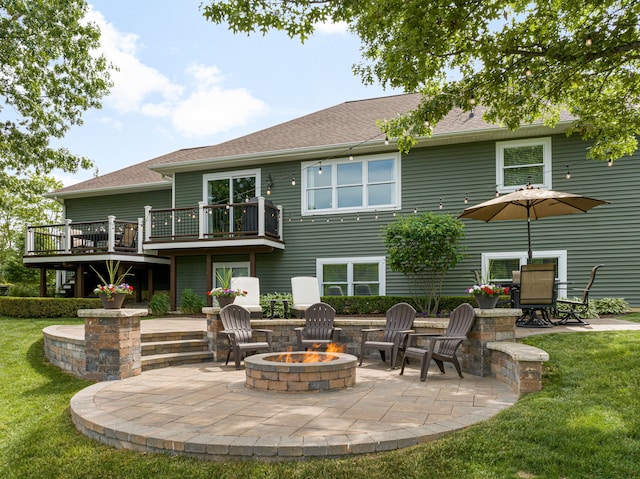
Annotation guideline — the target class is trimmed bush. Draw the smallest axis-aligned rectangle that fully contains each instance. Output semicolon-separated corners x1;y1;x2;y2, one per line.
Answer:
0;297;102;318
319;295;474;317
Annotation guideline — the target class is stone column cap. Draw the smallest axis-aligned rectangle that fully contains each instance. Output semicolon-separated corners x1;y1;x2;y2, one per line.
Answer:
78;308;149;318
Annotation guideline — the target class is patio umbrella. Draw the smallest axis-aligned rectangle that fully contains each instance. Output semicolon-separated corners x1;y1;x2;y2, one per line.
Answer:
458;184;609;261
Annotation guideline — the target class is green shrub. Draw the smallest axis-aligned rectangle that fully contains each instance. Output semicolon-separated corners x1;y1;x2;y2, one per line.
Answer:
319;295;474;317
593;297;631;315
0;297;102;318
180;289;206;314
259;292;293;318
7;283;39;297
149;293;171;316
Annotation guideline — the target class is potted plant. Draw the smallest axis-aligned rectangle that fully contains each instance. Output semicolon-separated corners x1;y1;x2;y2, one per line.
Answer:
91;260;134;309
466;283;509;309
207;268;247;308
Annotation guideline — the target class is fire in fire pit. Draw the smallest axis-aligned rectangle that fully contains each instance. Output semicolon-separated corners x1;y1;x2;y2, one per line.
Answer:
270;343;345;364
244;344;357;393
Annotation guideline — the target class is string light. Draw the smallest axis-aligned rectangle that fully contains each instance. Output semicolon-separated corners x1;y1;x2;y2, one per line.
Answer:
464;193;469;204
413;206;418;214
384;134;389;145
291;175;296;186
585;34;592;47
525;67;532;76
565;165;571;180
349;148;353;161
608;159;613;167
439;198;443;210
495;186;500;197
318;162;322;175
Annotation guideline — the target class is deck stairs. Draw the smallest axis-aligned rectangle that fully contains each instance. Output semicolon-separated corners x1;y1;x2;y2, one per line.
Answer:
141;329;212;371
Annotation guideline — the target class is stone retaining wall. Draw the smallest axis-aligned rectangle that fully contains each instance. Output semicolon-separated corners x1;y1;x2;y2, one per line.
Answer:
487;341;550;396
43;326;86;377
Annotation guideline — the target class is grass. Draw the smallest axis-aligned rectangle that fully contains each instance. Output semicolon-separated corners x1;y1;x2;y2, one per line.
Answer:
2;316;640;478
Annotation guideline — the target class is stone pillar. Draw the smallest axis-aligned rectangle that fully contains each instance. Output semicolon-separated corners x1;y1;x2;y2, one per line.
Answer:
460;308;520;377
203;307;227;362
78;308;148;381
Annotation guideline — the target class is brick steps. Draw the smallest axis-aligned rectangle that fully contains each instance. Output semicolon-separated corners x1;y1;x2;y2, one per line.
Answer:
141;330;212;371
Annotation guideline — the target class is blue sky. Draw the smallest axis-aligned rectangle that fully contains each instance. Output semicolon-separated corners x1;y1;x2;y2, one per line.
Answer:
55;0;398;185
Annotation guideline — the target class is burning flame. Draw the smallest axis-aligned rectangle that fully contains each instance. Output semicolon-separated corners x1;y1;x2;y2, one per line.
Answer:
276;343;346;363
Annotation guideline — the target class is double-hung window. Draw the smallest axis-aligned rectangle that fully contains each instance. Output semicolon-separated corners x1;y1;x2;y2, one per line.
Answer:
497;138;552;193
317;257;386;296
302;153;400;214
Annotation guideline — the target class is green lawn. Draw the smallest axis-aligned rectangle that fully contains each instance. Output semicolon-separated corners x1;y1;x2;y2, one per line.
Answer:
1;316;640;479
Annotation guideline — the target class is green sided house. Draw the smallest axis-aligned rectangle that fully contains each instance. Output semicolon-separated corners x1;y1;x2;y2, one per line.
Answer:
23;93;640;309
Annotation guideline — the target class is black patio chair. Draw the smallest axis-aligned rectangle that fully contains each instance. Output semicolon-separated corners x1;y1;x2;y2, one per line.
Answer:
555;264;604;325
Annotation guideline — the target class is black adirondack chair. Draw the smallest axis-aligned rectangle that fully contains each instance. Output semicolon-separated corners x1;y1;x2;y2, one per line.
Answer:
400;303;476;382
359;302;416;369
294;302;341;350
219;304;273;369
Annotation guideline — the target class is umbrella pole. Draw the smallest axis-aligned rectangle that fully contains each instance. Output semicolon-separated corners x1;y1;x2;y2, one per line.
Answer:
527;206;532;262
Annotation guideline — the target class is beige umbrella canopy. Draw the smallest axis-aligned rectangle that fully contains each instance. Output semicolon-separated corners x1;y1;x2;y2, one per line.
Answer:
458;184;609;261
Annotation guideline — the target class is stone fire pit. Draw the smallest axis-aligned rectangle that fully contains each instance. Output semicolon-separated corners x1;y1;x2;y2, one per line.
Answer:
244;351;357;393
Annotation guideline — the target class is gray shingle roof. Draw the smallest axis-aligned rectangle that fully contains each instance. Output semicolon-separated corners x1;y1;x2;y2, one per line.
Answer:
54;93;571;196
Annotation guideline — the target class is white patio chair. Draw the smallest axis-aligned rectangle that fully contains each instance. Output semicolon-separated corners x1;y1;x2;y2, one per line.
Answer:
230;276;263;318
291;276;321;317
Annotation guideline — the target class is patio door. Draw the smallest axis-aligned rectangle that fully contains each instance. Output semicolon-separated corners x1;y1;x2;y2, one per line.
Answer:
204;170;258;234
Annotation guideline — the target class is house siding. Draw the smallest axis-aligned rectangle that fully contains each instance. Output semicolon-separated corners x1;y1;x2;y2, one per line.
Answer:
167;133;639;305
65;189;171;222
55;132;639;307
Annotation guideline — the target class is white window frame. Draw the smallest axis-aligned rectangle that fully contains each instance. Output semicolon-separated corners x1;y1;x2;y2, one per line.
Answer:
212;262;250;288
301;153;401;215
496;138;552;193
202;169;262;204
481;250;567;299
316;256;386;296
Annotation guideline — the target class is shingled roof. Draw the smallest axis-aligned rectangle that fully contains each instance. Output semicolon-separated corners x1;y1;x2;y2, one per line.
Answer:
54;93;572;197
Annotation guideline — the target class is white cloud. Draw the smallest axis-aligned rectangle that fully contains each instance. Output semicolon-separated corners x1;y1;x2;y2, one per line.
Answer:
172;64;269;137
314;21;349;34
85;6;268;138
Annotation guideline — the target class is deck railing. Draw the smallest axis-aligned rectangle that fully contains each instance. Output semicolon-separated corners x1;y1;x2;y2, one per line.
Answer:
25;198;283;256
25;217;143;256
145;197;283;242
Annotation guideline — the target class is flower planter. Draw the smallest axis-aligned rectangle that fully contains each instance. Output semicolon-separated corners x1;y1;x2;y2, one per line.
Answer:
475;295;500;309
99;293;127;309
216;296;236;309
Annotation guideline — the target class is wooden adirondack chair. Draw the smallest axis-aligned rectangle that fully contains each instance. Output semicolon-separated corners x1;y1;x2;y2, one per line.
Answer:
400;303;476;382
359;302;416;369
294;302;341;350
219;304;273;369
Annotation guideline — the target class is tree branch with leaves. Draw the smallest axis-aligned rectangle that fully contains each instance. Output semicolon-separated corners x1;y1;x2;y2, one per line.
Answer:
202;0;640;162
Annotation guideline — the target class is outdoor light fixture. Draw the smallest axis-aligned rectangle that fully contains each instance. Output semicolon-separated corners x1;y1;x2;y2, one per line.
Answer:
266;174;273;195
